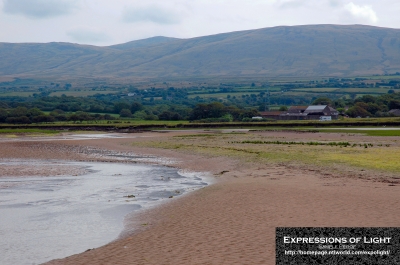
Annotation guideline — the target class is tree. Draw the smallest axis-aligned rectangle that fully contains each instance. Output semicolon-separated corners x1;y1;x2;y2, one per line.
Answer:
366;103;382;115
312;97;333;106
56;104;69;111
239;109;259;120
6;116;31;124
356;95;376;104
32;115;55;123
389;99;400;110
355;102;369;111
0;108;8;122
50;109;65;116
113;102;130;114
69;103;82;112
171;113;182;120
160;111;182;121
104;114;115;120
27;108;44;118
76;111;92;122
279;106;288;111
346;106;371;117
55;114;67;121
68;114;79;122
207;102;226;118
130;102;143;113
132;110;147;120
220;114;233;122
89;104;104;112
158;111;174;120
189;102;227;120
9;107;28;117
119;109;132;118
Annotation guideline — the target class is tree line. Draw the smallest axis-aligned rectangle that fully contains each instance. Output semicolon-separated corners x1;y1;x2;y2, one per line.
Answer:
1;88;400;124
311;93;400;117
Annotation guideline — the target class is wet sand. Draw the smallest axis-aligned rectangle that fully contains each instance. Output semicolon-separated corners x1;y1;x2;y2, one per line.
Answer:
1;131;400;265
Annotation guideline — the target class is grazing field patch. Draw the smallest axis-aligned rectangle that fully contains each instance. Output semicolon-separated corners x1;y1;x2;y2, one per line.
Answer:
0;129;60;134
317;129;400;137
132;131;400;174
50;90;119;97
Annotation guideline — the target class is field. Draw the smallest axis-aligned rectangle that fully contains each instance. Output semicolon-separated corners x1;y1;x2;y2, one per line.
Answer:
130;129;400;175
0;89;120;98
0;92;36;97
187;86;396;101
315;128;400;136
49;90;119;97
2;116;400;131
0;128;60;134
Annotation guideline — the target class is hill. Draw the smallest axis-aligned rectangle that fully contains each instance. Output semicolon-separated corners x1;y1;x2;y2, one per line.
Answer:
1;24;400;80
108;36;180;50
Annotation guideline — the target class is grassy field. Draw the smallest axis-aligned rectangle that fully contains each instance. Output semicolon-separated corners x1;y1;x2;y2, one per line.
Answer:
49;90;119;97
358;75;400;80
291;88;339;92
188;92;254;99
2;116;400;130
0;92;36;97
0;120;189;128
336;88;388;94
131;131;400;174
187;86;394;100
0;89;120;97
315;128;400;136
0;128;60;134
291;87;388;94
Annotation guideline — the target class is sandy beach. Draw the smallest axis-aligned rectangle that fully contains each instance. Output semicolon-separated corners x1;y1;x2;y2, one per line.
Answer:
1;130;400;265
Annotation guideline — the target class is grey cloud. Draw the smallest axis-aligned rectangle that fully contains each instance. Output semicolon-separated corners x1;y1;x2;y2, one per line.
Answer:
329;0;342;7
3;0;76;19
67;29;110;43
278;0;306;9
122;6;180;25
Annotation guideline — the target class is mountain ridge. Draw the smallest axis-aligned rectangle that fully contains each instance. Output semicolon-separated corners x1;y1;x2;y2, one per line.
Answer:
1;24;400;79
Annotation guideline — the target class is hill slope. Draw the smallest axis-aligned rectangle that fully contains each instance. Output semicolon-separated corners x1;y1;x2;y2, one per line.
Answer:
1;24;400;79
108;36;180;50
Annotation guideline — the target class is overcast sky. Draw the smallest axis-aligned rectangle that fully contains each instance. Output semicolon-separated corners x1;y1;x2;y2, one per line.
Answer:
0;0;399;46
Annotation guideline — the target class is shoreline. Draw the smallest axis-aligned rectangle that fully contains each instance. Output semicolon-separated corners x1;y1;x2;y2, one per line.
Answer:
1;131;400;265
0;133;218;265
1;159;211;265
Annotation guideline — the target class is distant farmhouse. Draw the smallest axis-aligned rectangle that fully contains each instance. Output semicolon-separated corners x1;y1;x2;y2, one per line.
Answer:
389;109;400;116
259;105;339;120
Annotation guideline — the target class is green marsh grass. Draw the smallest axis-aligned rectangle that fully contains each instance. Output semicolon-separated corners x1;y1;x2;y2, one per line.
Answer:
0;128;60;134
132;132;400;173
316;129;400;137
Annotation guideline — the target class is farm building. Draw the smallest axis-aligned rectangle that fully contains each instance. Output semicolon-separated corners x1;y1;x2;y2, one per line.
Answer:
286;106;308;114
303;105;339;118
389;109;400;116
260;105;339;120
258;111;285;119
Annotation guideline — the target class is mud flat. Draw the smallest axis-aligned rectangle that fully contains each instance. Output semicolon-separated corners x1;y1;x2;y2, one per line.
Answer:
1;131;400;265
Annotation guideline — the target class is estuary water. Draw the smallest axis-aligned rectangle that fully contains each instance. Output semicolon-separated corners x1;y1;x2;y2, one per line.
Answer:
0;160;209;265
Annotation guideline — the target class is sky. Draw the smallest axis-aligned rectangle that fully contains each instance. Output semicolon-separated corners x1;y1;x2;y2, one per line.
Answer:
0;0;399;46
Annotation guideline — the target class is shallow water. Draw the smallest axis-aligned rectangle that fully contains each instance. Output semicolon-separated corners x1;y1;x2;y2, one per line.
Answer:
0;160;209;265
